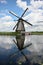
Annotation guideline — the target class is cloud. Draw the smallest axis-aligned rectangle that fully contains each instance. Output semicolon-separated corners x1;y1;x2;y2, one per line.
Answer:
0;36;14;49
0;15;17;32
0;0;7;4
16;0;43;31
16;0;43;20
0;16;12;21
16;0;28;10
24;12;43;24
0;9;9;17
26;35;43;53
30;0;43;9
0;14;43;32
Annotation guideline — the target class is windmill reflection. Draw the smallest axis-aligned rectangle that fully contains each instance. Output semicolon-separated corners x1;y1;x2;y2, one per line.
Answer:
9;35;32;62
13;35;25;50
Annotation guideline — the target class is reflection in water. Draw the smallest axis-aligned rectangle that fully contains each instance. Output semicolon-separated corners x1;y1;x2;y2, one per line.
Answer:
0;35;43;65
10;35;32;64
14;35;25;50
10;35;31;63
13;35;32;50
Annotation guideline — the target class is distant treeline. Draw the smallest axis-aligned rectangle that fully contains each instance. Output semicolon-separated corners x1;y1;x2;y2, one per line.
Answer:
0;32;43;35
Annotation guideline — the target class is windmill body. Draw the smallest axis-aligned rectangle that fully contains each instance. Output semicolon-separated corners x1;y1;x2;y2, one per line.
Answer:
16;18;25;33
9;8;32;34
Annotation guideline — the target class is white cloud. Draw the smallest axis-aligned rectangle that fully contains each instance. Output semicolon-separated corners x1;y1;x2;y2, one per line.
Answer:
0;9;9;17
0;16;12;21
0;14;43;32
0;0;7;4
16;0;43;31
26;35;43;53
0;15;17;32
0;36;14;49
16;0;28;10
24;12;43;24
30;0;43;9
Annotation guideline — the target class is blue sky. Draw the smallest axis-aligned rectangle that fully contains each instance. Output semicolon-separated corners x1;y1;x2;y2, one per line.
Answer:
0;0;43;32
0;0;26;18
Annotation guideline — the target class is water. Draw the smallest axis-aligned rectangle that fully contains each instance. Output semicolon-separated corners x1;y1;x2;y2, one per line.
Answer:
0;35;43;65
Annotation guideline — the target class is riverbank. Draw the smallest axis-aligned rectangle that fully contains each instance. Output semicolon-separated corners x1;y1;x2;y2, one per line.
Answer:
0;32;43;35
31;32;43;35
0;32;18;36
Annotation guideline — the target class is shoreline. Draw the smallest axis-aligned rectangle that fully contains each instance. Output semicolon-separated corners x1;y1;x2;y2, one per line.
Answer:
0;32;43;35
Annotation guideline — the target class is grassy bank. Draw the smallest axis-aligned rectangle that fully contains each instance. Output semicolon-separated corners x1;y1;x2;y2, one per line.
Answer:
0;32;19;36
0;32;43;35
31;32;43;35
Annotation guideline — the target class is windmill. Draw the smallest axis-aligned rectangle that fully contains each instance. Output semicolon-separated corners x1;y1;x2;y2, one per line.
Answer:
9;8;32;34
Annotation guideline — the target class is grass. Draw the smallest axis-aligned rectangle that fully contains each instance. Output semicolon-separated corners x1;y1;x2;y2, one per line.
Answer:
31;32;43;35
0;32;20;36
0;32;43;35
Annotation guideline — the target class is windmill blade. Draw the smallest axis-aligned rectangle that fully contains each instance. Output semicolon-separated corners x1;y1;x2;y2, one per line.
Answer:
13;23;18;30
21;51;28;61
13;24;17;30
23;43;32;49
13;39;17;44
9;11;20;18
9;49;28;61
23;19;33;26
21;8;28;18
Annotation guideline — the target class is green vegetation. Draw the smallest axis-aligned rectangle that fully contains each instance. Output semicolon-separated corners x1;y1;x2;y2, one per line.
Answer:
0;32;43;35
31;32;43;35
0;32;20;36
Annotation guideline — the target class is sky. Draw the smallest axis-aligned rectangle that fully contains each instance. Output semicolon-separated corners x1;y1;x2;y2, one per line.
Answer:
0;0;43;32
